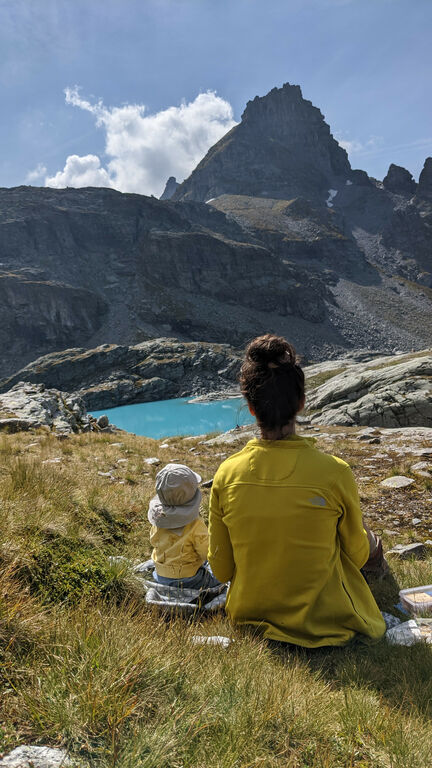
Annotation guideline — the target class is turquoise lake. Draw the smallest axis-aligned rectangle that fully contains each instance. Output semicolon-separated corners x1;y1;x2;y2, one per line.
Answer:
91;396;255;439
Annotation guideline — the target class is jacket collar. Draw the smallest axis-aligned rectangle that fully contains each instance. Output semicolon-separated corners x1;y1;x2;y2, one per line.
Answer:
247;435;316;448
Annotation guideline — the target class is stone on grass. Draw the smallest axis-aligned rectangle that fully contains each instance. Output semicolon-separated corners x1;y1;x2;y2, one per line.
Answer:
0;746;71;767
412;518;421;526
380;475;415;489
412;447;432;457
411;461;430;472
97;414;109;429
358;429;381;440
386;542;426;559
144;457;160;465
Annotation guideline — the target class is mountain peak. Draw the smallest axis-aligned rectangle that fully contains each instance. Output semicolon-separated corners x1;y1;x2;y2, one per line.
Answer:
418;157;432;199
173;82;351;203
159;176;179;200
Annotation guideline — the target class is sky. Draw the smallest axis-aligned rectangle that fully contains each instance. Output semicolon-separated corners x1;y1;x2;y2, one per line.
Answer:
1;0;431;197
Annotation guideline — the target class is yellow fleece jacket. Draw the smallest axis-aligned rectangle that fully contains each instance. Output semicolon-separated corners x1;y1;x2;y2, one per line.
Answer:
150;517;209;578
208;435;385;647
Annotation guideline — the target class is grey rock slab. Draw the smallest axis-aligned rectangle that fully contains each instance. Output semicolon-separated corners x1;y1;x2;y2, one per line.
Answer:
144;457;161;465
411;461;431;471
0;746;72;767
97;414;109;428
308;354;432;428
203;427;257;445
387;543;426;559
412;447;432;457
380;475;415;489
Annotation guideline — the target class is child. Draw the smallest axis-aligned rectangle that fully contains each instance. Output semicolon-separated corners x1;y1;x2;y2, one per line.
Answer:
148;463;221;590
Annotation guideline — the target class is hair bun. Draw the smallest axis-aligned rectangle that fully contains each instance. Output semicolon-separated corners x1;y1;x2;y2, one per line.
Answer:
246;334;296;367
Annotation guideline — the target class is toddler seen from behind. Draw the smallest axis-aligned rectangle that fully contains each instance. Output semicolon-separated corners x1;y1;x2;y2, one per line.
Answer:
148;463;221;590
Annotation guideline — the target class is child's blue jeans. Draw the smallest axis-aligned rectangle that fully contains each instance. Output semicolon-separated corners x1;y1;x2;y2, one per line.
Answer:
153;562;221;590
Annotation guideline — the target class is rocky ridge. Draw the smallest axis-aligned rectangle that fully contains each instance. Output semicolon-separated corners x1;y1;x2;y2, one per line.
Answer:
0;339;242;411
1;348;430;431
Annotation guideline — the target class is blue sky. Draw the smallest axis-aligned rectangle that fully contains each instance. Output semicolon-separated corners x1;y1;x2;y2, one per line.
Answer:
1;0;431;196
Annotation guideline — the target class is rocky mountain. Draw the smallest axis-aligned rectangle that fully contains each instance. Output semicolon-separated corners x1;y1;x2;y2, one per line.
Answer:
0;185;334;376
1;82;432;390
172;83;351;204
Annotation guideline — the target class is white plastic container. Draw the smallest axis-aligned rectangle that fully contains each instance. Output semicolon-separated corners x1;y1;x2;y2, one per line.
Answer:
399;585;432;616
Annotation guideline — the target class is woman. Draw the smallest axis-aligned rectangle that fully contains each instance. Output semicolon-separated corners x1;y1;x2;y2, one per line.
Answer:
208;334;386;647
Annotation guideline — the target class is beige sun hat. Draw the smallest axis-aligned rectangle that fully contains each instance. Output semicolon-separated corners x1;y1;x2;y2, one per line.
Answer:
147;463;202;529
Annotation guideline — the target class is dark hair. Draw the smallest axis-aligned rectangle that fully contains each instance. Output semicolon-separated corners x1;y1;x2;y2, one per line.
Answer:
240;334;305;432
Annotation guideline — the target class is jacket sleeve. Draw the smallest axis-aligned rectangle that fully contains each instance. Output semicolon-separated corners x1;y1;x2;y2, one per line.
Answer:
208;478;235;583
336;464;370;568
192;519;209;563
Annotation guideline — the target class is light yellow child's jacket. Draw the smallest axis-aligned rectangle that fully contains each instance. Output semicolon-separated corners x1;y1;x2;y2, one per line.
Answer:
150;518;209;578
208;435;386;647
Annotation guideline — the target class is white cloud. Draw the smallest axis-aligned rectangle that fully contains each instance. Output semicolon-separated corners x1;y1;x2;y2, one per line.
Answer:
45;87;237;197
25;163;47;183
338;138;364;155
336;133;384;157
46;154;114;189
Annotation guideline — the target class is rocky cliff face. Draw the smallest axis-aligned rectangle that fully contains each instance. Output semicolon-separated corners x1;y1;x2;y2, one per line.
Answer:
0;185;334;375
0;271;108;373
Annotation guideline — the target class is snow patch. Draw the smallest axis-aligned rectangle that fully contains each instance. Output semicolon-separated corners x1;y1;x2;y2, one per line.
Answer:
326;189;338;208
205;198;216;204
346;179;353;186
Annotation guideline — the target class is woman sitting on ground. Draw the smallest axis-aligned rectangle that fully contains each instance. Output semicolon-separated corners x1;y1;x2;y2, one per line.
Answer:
208;334;387;647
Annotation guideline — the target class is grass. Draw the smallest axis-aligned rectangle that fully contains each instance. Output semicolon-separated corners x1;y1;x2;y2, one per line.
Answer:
305;367;347;391
0;427;431;766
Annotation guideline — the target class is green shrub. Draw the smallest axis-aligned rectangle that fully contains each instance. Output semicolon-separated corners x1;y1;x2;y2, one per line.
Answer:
26;537;124;605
